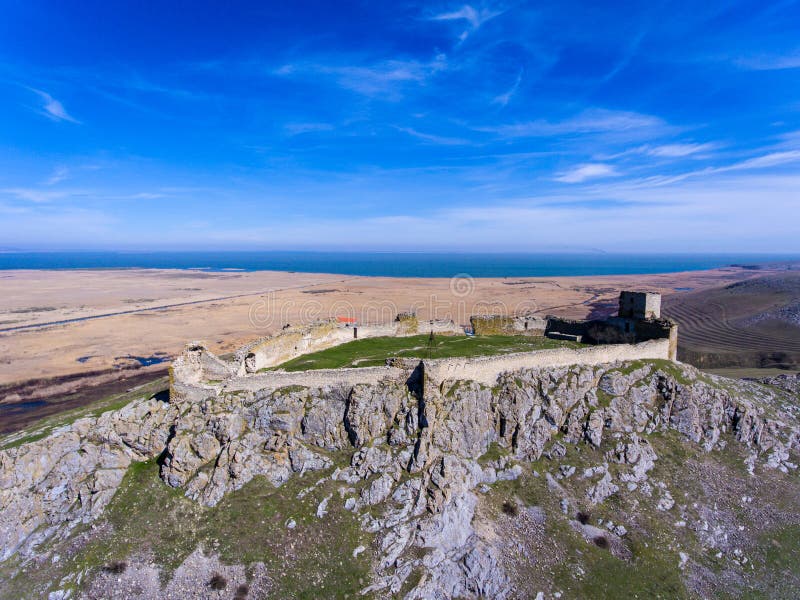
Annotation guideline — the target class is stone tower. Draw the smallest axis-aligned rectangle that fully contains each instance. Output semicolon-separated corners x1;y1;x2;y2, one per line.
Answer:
618;291;661;320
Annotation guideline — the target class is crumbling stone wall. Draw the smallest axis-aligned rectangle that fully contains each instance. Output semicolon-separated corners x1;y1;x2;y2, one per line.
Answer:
222;365;411;394
546;311;678;360
545;316;591;338
235;322;346;374
395;312;419;335
234;318;461;375
422;339;671;386
171;338;673;404
170;342;236;387
470;315;546;335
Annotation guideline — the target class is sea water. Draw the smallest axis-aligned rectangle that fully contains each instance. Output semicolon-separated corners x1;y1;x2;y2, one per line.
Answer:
0;251;797;278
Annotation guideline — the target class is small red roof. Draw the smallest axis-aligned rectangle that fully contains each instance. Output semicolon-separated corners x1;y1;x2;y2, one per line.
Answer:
336;316;357;323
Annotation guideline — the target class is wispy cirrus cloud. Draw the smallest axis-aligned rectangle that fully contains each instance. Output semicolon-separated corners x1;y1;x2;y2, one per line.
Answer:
601;142;719;161
283;122;336;136
554;163;619;183
477;108;669;139
395;126;472;146
1;185;169;204
735;51;800;70
429;4;505;42
620;149;800;188
492;70;523;107
29;88;80;123
274;54;448;99
639;142;718;157
1;187;73;203
44;166;70;185
721;150;800;171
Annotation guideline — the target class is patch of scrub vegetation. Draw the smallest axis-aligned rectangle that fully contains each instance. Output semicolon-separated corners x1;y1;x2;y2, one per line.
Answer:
482;464;687;598
479;437;693;599
478;441;509;465
553;523;689;600
271;334;583;372
749;524;800;599
1;457;373;599
0;377;169;451
595;388;614;407
605;358;706;386
8;306;57;313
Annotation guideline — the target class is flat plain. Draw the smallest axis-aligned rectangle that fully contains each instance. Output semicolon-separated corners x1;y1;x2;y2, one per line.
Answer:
0;263;797;430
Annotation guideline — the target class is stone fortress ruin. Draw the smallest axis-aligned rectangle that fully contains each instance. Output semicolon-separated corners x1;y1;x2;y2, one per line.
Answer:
171;291;678;401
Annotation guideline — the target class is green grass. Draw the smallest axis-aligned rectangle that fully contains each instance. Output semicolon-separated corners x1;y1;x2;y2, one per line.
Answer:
481;454;689;600
754;524;800;598
1;454;373;599
270;334;583;372
605;358;705;386
478;441;510;465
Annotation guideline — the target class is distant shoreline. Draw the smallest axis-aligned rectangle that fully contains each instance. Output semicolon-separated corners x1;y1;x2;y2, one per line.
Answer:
1;251;798;278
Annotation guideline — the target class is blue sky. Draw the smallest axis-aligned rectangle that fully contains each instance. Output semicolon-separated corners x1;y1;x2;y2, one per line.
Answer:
1;1;799;252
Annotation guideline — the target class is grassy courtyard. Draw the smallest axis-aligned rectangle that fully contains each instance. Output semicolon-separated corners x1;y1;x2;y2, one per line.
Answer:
272;334;583;371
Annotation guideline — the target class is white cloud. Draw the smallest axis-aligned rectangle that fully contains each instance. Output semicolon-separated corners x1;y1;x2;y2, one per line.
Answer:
175;172;800;252
0;207;116;246
44;166;70;185
640;143;718;158
284;122;336;135
492;70;522;107
723;150;800;171
554;163;619;183
274;55;448;98
479;108;668;138
1;186;167;204
123;192;166;200
599;142;719;161
395;126;470;145
638;149;800;187
1;188;71;203
429;5;504;41
736;52;800;71
30;88;80;123
8;168;796;252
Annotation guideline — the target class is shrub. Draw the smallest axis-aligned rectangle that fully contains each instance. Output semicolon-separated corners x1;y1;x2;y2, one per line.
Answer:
501;500;519;516
576;511;590;525
209;573;227;590
102;561;127;574
234;583;249;599
593;535;609;549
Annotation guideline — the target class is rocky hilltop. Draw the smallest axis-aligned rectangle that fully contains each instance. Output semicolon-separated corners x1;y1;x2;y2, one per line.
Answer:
1;358;799;599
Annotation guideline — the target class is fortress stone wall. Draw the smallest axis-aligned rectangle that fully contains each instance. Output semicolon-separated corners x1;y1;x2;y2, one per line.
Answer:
470;314;547;336
171;290;677;402
422;338;671;386
235;318;461;375
171;337;672;403
221;365;409;394
546;290;678;360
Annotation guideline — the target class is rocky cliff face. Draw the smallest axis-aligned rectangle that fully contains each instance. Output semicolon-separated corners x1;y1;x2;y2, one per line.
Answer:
1;361;799;599
0;398;176;563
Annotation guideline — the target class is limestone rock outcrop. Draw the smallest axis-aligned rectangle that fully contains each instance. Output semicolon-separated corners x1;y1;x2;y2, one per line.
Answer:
0;397;175;562
1;361;799;599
